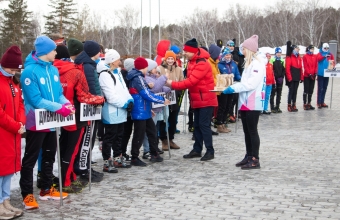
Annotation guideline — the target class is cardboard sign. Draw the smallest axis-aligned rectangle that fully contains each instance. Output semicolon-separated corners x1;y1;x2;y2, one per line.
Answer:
324;70;340;77
80;103;102;121
152;90;176;108
35;109;75;130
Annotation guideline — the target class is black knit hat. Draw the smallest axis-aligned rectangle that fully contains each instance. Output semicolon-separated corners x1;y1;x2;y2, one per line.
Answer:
216;39;223;48
55;45;70;59
67;38;83;56
83;40;100;57
306;45;314;52
183;38;198;53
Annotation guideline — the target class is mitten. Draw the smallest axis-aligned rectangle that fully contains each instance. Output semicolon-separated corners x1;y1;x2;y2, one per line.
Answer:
56;104;72;117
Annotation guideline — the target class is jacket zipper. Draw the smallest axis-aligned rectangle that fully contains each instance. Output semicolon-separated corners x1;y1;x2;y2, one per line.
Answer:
9;81;17;173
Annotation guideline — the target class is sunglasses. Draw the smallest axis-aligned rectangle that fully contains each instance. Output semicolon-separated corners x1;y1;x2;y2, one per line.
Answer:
227;44;235;47
324;47;329;49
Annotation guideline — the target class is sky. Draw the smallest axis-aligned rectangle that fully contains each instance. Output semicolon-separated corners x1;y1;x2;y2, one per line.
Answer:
1;0;340;28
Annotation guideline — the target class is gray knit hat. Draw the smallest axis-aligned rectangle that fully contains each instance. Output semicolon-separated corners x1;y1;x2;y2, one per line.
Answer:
124;58;135;71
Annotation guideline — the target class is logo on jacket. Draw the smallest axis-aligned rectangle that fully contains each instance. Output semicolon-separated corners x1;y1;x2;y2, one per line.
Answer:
54;75;59;82
40;77;45;85
24;78;31;85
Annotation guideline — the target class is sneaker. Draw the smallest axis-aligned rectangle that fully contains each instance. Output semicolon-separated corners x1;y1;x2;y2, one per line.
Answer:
114;157;131;168
308;104;315;110
276;107;282;113
271;107;277;113
131;157;147;166
212;130;219;135
91;161;97;165
80;171;103;183
62;185;83;194
200;152;214;161
317;104;322;109
235;155;249;167
36;171;41;188
122;153;131;162
183;150;202;159
229;115;236;123
262;110;271;115
175;129;180;134
71;179;88;188
39;187;68;201
0;203;15;219
103;160;119;173
91;168;104;177
321;103;328;108
150;154;163;163
22;194;39;210
3;199;23;217
157;148;164;154
241;157;261;170
188;127;194;132
52;175;59;188
142;152;151;159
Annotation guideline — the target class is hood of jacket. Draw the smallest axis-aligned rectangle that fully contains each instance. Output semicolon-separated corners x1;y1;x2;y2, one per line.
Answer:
126;68;143;81
74;51;96;66
54;59;78;76
156;40;171;57
24;51;54;68
190;48;210;62
209;44;221;60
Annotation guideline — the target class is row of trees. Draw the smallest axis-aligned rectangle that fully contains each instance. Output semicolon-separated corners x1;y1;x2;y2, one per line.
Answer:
0;0;339;59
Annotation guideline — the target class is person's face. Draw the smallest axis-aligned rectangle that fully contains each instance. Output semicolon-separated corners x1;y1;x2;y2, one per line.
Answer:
2;67;18;75
266;54;271;61
92;52;101;61
141;67;148;75
47;49;57;62
310;48;314;53
294;47;300;53
111;59;121;69
224;54;232;60
150;68;159;76
242;47;246;56
323;46;329;51
183;51;195;60
176;53;181;59
227;43;235;51
166;57;175;66
276;52;281;57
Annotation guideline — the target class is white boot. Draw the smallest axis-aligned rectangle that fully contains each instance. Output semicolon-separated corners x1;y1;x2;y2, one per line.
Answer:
0;203;15;220
3;199;23;217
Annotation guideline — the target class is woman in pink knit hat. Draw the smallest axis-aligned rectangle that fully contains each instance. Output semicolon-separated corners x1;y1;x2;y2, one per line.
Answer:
222;35;266;169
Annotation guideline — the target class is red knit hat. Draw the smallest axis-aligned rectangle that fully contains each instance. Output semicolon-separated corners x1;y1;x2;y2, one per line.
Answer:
134;57;148;70
0;46;23;69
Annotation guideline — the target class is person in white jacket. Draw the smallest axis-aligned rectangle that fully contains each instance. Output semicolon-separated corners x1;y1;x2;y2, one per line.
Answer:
98;49;134;173
222;35;266;169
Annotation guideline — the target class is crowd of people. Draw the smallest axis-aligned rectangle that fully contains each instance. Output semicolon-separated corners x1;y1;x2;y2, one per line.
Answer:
0;32;335;219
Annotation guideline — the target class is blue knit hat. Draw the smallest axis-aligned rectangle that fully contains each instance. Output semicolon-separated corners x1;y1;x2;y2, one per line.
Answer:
35;36;56;57
222;47;231;57
84;40;101;57
275;47;282;54
170;45;181;54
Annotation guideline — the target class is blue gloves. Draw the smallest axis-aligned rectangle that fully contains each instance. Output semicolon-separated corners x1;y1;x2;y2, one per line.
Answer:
123;99;134;109
222;87;235;94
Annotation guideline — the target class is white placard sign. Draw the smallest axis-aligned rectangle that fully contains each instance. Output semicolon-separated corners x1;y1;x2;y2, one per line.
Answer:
35;109;76;130
324;70;340;77
152;90;176;108
80;103;102;121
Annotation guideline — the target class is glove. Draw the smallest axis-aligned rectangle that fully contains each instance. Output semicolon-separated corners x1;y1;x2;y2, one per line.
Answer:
286;80;291;87
126;102;134;113
222;87;235;94
299;80;303;83
123;99;133;109
56;104;73;117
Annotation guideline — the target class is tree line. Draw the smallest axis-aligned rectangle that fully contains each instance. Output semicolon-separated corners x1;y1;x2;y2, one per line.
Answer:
0;0;339;59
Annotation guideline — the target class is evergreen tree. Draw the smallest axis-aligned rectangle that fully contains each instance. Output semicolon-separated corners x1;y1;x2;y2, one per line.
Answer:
0;0;32;56
43;0;77;37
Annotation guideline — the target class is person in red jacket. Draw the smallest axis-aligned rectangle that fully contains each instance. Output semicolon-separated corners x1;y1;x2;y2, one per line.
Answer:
54;45;105;192
0;46;26;218
285;43;303;112
302;45;318;110
263;53;275;114
166;38;218;161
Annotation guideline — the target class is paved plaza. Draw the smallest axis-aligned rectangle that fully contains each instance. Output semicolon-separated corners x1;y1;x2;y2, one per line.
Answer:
10;78;340;219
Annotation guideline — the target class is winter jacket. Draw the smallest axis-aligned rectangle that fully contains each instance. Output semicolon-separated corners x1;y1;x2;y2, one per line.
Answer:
303;54;318;77
99;64;133;124
54;59;105;131
218;60;241;81
145;74;171;113
126;69;165;120
317;51;334;76
158;64;184;111
207;57;220;85
20;51;70;131
74;51;101;95
266;63;275;85
286;55;303;82
229;53;266;111
155;40;171;65
0;73;26;176
171;49;218;109
269;57;285;80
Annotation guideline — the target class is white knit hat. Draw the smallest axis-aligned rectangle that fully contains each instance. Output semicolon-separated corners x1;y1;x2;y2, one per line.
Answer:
104;48;120;64
146;59;158;72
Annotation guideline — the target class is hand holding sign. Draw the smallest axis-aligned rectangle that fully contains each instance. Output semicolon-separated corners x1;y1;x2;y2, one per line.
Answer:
148;82;154;89
164;99;171;105
66;104;76;114
166;79;172;87
56;104;74;117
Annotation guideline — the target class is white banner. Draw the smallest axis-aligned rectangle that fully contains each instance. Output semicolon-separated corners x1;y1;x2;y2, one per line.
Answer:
152;90;176;108
35;109;76;130
324;70;340;77
80;103;102;121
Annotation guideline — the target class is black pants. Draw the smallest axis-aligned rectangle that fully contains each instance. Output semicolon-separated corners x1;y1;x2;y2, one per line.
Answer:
121;116;133;155
270;83;283;107
216;94;233;124
230;93;238;116
188;104;194;128
159;108;178;140
240;111;261;159
287;81;299;104
97;120;105;142
73;124;92;175
60;127;84;187
102;123;124;160
193;107;214;153
91;120;99;150
20;131;56;197
131;118;158;158
303;76;315;104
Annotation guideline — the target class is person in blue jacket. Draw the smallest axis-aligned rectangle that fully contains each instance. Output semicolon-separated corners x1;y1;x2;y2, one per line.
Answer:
216;48;241;131
20;36;73;209
126;57;170;166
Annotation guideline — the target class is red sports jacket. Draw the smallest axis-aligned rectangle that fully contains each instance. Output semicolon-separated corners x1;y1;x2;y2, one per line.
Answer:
286;55;303;82
303;54;318;77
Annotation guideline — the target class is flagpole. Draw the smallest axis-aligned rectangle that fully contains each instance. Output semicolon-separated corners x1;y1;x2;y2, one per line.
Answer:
140;0;142;56
149;0;151;58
